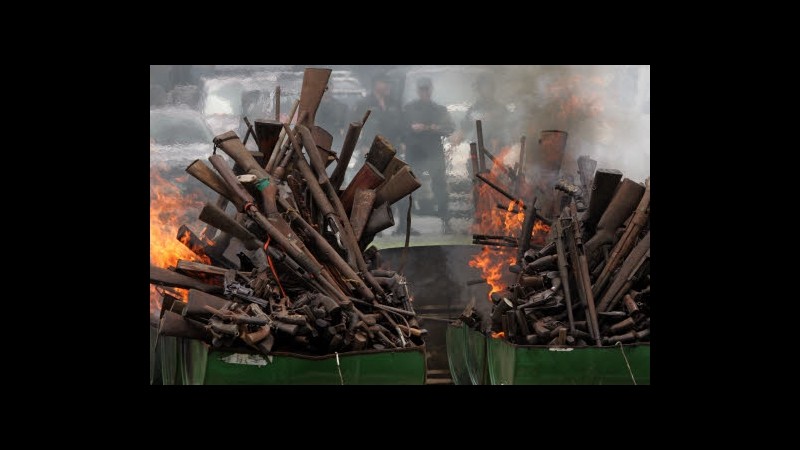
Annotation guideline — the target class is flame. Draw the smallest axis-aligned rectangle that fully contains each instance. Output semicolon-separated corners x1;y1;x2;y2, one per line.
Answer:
531;220;551;247
150;285;190;317
162;286;190;302
177;228;214;261
150;285;162;317
546;74;605;122
469;246;514;300
150;166;211;317
177;288;189;301
470;149;552;300
533;220;550;234
491;331;505;339
469;148;523;300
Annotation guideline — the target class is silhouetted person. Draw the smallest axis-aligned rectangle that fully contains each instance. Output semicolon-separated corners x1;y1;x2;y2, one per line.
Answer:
316;82;349;151
169;65;194;89
453;73;510;154
353;73;404;147
398;77;456;234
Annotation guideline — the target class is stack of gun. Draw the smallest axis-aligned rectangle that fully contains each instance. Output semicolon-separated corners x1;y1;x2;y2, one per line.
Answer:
486;158;651;347
150;68;426;356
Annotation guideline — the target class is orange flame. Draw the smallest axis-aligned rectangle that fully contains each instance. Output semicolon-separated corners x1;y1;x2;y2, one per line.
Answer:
176;288;189;301
469;246;514;300
150;285;162;317
531;220;552;247
150;285;190;317
470;147;523;300
546;74;605;122
470;148;552;300
162;286;190;302
491;331;505;339
150;166;211;316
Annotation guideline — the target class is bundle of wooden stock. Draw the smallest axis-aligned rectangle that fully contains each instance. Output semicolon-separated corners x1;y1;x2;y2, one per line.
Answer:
460;154;651;347
150;68;425;355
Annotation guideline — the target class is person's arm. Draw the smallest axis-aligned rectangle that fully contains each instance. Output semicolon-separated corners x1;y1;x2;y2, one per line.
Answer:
433;104;456;135
397;102;413;146
407;102;427;134
353;100;373;147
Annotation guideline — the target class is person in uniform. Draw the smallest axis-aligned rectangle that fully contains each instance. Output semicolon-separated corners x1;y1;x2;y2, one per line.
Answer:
353;73;404;147
347;73;406;194
452;73;511;155
398;77;456;234
315;81;349;152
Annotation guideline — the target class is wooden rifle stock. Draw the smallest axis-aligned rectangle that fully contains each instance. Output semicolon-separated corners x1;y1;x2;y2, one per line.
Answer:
297;68;332;127
330;121;364;190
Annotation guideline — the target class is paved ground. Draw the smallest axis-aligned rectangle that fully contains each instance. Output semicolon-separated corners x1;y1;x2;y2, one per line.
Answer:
371;215;473;249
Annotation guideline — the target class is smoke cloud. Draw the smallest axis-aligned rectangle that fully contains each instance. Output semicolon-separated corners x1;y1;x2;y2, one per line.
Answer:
401;65;650;183
493;64;650;183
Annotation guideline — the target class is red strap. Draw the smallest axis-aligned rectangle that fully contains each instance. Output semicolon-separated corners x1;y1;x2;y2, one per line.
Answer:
263;236;286;298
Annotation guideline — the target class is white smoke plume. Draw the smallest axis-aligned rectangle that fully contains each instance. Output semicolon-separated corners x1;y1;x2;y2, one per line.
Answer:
472;64;650;182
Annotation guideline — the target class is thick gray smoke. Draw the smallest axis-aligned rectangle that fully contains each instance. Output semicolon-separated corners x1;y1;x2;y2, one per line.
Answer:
492;65;650;182
401;65;650;183
422;65;650;181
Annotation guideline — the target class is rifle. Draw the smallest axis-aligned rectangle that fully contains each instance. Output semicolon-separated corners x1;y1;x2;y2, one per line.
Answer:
329;109;371;191
265;100;299;174
563;200;601;346
297;68;332;128
593;177;650;296
584;178;645;265
295;125;386;298
553;219;576;334
198;194;357;309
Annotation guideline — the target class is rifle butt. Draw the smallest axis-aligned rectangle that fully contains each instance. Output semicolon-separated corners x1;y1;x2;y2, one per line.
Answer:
374;165;421;207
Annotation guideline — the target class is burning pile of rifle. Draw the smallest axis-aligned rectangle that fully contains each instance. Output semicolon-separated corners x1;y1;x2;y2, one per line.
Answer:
465;153;651;347
150;68;425;355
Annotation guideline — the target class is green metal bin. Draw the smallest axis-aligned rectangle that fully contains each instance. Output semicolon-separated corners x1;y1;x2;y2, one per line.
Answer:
486;337;650;385
177;338;428;385
464;327;489;385
446;324;491;385
445;324;472;385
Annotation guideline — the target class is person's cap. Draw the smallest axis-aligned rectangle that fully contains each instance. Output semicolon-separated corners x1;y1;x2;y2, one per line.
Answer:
372;73;390;85
416;77;433;89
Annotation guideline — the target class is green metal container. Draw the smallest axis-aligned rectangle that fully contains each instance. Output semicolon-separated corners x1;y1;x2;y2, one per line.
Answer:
159;335;184;385
177;338;428;385
445;324;472;385
150;326;159;384
486;337;650;385
465;327;489;385
446;324;491;385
